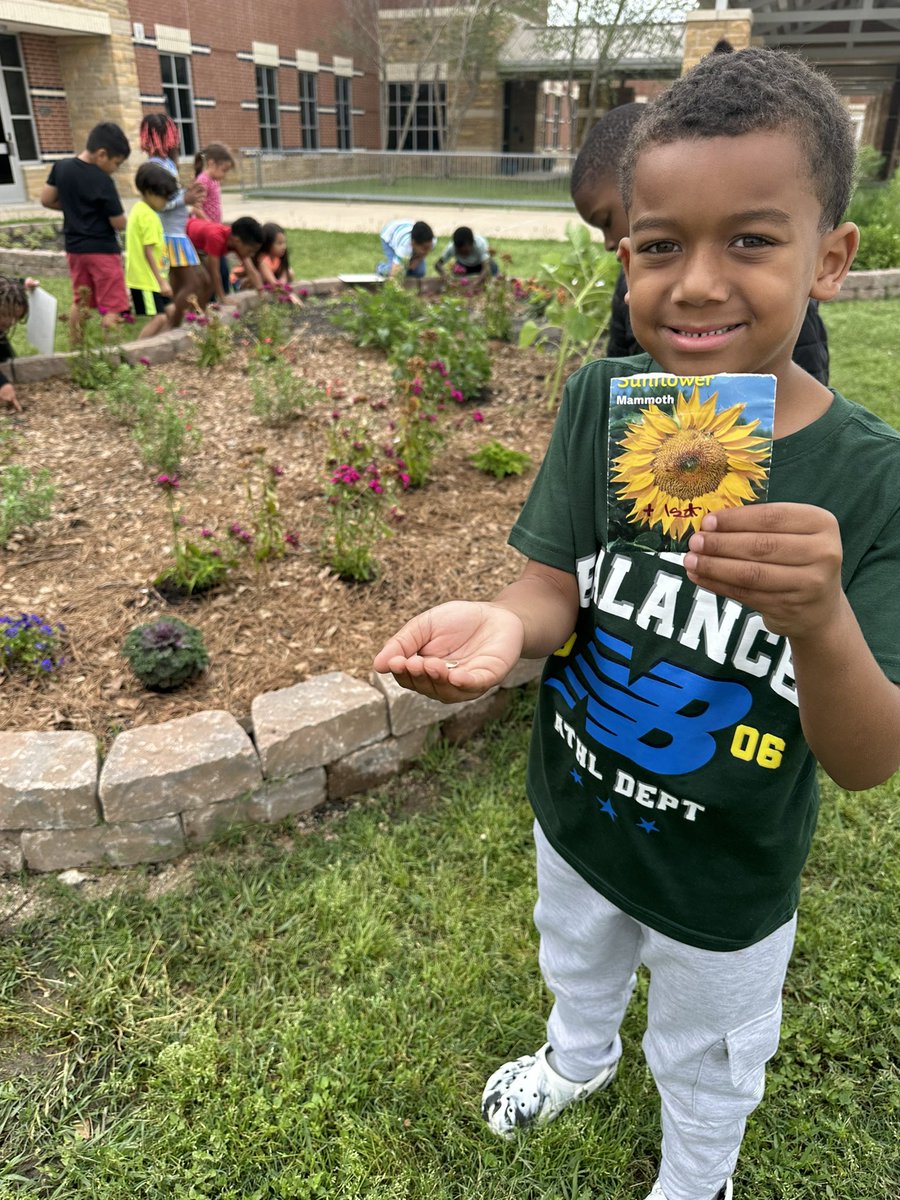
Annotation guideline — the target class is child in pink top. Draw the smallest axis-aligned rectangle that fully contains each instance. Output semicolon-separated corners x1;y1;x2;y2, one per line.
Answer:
193;144;236;291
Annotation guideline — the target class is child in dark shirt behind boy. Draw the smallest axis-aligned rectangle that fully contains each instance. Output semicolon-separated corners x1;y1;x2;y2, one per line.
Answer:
40;121;131;345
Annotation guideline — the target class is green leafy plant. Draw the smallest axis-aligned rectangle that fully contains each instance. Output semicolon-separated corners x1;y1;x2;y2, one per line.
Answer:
68;303;119;390
389;294;491;400
481;276;514;341
0;464;56;543
250;355;321;425
188;308;233;369
846;166;900;269
390;357;451;489
853;223;900;271
321;459;391;583
331;281;424;352
98;362;159;426
132;381;201;476
470;439;531;479
248;295;291;361
518;222;618;406
0;419;18;463
244;452;290;562
153;474;239;595
121;617;209;691
0;611;65;677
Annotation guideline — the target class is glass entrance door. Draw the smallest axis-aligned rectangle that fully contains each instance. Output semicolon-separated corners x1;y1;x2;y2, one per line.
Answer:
0;35;35;204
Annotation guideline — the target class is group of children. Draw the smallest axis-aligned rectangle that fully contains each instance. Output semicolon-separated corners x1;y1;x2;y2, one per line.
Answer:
40;116;295;347
376;218;499;285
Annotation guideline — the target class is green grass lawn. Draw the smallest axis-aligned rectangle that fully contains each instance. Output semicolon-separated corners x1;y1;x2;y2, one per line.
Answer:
1;263;897;1198
248;173;571;208
0;692;897;1198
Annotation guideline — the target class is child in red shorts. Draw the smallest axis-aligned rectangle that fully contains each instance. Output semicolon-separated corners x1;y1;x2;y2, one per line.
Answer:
40;121;131;345
186;215;263;306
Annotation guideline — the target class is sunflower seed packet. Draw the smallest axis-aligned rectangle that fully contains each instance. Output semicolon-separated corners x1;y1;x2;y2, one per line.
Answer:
607;372;777;555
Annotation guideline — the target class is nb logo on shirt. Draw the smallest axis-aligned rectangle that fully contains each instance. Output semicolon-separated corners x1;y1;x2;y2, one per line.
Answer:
545;629;751;775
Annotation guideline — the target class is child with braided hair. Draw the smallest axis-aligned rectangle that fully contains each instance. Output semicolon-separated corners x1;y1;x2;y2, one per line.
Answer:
139;113;206;328
0;277;33;414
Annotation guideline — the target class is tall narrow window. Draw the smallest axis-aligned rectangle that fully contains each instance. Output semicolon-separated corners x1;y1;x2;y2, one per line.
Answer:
256;65;280;151
299;71;318;150
159;52;197;157
335;76;352;151
387;82;445;151
0;36;38;161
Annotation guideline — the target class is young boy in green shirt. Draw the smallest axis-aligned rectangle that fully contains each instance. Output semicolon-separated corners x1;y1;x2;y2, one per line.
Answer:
375;47;900;1200
126;162;177;341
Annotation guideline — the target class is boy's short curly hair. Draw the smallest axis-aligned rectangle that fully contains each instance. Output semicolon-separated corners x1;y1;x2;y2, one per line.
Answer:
0;276;28;324
619;48;856;231
570;102;645;198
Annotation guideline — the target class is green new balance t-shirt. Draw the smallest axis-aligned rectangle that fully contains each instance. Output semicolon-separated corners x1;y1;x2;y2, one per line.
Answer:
510;354;900;951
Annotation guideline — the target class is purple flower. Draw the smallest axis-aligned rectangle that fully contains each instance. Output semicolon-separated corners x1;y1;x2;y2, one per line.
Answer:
232;310;241;319
155;473;180;490
40;658;53;671
200;527;214;538
210;549;222;557
411;378;422;396
271;464;285;478
368;481;383;494
450;389;464;403
472;411;484;423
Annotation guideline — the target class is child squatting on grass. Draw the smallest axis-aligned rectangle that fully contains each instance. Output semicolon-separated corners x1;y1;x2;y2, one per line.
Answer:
0;277;35;413
375;48;900;1200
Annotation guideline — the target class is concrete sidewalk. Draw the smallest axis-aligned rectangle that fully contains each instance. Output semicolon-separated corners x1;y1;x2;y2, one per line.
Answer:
1;195;581;243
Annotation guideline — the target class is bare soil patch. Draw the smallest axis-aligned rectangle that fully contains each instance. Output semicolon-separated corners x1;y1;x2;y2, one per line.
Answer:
1;308;557;746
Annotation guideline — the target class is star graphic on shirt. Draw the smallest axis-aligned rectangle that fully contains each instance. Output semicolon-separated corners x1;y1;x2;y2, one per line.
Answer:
636;818;659;834
597;797;617;821
570;768;583;786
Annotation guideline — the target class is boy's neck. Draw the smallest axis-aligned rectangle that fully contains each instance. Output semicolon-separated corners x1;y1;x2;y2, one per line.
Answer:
78;150;100;165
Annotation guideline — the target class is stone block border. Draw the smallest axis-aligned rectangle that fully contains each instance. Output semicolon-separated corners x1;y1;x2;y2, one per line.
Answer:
0;662;545;874
2;259;898;873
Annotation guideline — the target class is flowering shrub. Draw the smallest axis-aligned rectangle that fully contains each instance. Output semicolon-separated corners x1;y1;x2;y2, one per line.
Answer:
388;357;451;490
0;612;65;677
331;281;424;352
0;464;56;544
187;307;233;369
388;294;491;400
153;474;239;595
121;617;208;691
326;410;381;477
518;222;618;406
510;276;553;317
250;355;322;425
470;438;532;479
321;459;391;583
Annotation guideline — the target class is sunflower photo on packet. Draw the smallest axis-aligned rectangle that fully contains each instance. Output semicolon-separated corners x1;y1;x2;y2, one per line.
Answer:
607;372;776;555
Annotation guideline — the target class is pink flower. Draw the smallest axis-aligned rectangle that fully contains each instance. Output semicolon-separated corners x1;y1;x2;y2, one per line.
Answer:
200;527;214;538
450;389;464;403
155;473;180;489
411;378;422;396
122;312;135;324
97;305;108;316
299;288;309;299
271;464;285;478
138;356;151;366
232;310;241;319
472;411;484;423
399;472;411;490
368;481;383;494
284;531;300;547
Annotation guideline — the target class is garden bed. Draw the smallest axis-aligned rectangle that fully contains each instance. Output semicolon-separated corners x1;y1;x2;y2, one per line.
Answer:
0;305;556;746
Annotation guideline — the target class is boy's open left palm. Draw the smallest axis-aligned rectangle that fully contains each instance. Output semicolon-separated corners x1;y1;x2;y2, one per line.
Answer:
374;601;524;702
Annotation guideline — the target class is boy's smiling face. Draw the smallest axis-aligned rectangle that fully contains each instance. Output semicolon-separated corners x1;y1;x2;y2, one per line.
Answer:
619;129;856;394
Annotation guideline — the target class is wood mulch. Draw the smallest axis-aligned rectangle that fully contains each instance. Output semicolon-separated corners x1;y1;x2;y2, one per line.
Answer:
1;307;559;747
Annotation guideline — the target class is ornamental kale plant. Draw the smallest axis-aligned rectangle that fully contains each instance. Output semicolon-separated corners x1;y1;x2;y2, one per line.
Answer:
0;612;65;678
250;356;322;425
153;474;240;595
320;459;391;583
0;464;56;544
518;221;618;407
121;617;209;691
470;438;532;479
331;281;425;352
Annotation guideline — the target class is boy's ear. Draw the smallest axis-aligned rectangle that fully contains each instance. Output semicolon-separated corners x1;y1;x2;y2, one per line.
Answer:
617;238;632;304
810;221;859;301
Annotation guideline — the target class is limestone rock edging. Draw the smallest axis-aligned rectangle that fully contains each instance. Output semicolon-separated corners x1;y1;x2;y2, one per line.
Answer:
0;660;546;874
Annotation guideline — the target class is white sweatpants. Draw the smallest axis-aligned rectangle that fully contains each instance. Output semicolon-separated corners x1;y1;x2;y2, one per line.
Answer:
534;822;796;1200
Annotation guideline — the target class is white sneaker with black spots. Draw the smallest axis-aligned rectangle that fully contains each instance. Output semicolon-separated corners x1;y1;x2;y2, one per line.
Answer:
643;1179;733;1200
480;1042;616;1138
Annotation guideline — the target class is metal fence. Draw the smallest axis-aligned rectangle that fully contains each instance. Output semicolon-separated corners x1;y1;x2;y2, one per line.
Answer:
239;148;577;208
